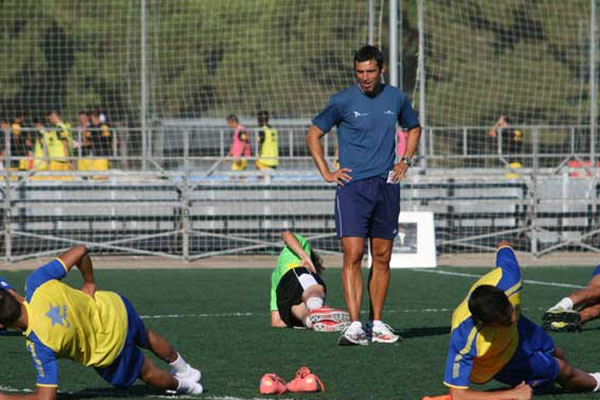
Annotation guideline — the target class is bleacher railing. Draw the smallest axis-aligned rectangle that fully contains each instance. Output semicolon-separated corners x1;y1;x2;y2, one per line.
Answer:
0;124;598;261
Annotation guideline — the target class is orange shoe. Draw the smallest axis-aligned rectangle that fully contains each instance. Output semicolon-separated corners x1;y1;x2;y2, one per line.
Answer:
259;373;287;395
286;367;325;393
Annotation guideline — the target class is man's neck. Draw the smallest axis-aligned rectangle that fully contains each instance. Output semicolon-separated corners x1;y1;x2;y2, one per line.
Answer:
359;83;383;97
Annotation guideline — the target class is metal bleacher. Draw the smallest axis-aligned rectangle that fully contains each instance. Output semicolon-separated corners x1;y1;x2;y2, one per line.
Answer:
1;171;598;260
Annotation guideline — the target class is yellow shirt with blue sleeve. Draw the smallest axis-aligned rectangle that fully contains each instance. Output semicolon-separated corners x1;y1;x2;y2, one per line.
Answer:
23;258;128;387
443;245;522;388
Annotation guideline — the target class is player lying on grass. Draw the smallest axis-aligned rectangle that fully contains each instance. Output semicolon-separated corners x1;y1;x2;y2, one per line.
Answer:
444;240;600;400
543;264;600;332
0;245;203;399
270;230;350;331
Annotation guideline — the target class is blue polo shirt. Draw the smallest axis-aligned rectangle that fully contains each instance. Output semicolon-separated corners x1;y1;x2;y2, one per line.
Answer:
312;84;419;182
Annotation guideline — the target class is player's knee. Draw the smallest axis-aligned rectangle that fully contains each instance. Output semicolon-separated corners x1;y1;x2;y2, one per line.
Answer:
556;357;576;382
302;284;325;301
343;248;364;264
371;248;392;265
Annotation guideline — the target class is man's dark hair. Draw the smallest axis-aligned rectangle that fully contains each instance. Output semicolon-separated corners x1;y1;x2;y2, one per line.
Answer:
354;45;384;68
468;285;512;326
311;251;325;276
226;114;238;123
0;289;21;327
257;110;269;121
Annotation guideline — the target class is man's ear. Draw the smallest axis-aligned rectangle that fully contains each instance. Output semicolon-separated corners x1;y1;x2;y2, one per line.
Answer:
381;63;387;75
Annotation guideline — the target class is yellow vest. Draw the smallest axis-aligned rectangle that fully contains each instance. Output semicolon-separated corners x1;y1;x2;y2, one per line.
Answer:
258;125;279;167
45;122;73;161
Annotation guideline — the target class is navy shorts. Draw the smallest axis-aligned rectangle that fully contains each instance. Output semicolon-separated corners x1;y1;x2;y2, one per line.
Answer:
494;316;559;392
334;176;400;239
95;295;149;389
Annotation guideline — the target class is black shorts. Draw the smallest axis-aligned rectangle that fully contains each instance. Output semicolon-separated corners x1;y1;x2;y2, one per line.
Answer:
276;267;326;327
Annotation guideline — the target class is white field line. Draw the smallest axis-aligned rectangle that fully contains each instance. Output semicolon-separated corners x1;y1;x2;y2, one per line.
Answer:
0;385;261;400
137;270;583;321
415;268;585;289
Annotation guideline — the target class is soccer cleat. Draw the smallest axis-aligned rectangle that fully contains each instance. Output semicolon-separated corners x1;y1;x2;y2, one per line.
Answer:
309;306;351;332
172;365;202;383
308;306;351;325
176;379;204;395
368;321;402;344
590;372;600;392
312;319;351;332
338;324;369;346
542;308;582;332
286;367;325;393
259;373;287;395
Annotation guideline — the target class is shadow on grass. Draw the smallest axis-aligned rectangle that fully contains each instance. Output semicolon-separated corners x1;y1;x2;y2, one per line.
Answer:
398;326;450;338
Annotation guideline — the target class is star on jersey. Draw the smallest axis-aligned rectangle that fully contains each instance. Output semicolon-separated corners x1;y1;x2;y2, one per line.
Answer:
46;304;69;327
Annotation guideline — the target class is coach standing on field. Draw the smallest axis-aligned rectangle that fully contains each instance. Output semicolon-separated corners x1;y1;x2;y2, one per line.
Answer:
306;45;421;346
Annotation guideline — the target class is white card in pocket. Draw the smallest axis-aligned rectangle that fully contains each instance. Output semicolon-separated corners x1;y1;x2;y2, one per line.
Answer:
386;170;399;184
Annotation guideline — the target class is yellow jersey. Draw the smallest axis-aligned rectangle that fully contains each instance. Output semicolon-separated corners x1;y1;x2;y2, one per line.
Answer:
24;259;128;387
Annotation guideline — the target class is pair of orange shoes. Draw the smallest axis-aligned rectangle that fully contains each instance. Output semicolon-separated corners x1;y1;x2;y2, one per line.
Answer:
260;366;325;395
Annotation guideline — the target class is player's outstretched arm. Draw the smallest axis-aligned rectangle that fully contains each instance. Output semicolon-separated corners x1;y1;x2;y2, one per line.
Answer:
0;385;57;400
57;245;96;297
449;383;532;400
281;231;315;273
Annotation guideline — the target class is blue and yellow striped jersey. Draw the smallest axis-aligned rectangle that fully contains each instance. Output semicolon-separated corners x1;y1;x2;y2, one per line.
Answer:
23;259;128;387
443;246;522;388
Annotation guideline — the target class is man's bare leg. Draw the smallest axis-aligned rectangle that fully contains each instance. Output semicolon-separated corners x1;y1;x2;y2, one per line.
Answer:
555;357;599;392
341;237;365;322
368;237;393;321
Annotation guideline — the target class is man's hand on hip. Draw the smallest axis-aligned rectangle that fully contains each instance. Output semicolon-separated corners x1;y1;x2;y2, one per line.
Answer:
323;168;352;186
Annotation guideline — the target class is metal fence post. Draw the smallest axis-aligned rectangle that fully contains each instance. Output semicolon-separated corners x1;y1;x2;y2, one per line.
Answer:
590;0;597;165
3;131;12;262
182;129;190;260
531;127;540;256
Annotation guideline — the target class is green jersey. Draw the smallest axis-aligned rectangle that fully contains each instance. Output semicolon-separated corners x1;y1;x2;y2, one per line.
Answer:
270;234;311;311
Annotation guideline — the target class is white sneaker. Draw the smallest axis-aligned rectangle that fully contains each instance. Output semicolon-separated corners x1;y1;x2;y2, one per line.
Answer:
173;365;202;383
338;323;368;346
589;372;600;392
368;321;401;344
176;379;204;395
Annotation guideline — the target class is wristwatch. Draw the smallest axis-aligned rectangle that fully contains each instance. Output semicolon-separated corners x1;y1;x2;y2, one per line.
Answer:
400;157;413;167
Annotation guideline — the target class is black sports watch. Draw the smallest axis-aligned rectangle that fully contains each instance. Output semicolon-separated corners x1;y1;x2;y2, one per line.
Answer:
400;157;413;167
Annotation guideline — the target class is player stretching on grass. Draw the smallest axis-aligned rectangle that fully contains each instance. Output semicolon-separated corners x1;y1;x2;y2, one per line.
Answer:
271;230;350;331
543;263;600;332
444;240;600;400
307;44;421;345
0;245;203;399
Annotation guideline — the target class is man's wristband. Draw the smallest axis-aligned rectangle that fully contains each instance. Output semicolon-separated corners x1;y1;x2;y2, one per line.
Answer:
400;157;413;167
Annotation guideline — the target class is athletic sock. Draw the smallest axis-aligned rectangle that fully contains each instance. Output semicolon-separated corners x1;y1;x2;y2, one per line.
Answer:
349;321;363;332
169;353;190;375
372;319;383;328
306;296;323;311
552;297;574;311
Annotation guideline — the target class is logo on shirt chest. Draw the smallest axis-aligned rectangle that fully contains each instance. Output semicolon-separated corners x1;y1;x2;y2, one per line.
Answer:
352;111;369;118
46;304;71;328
